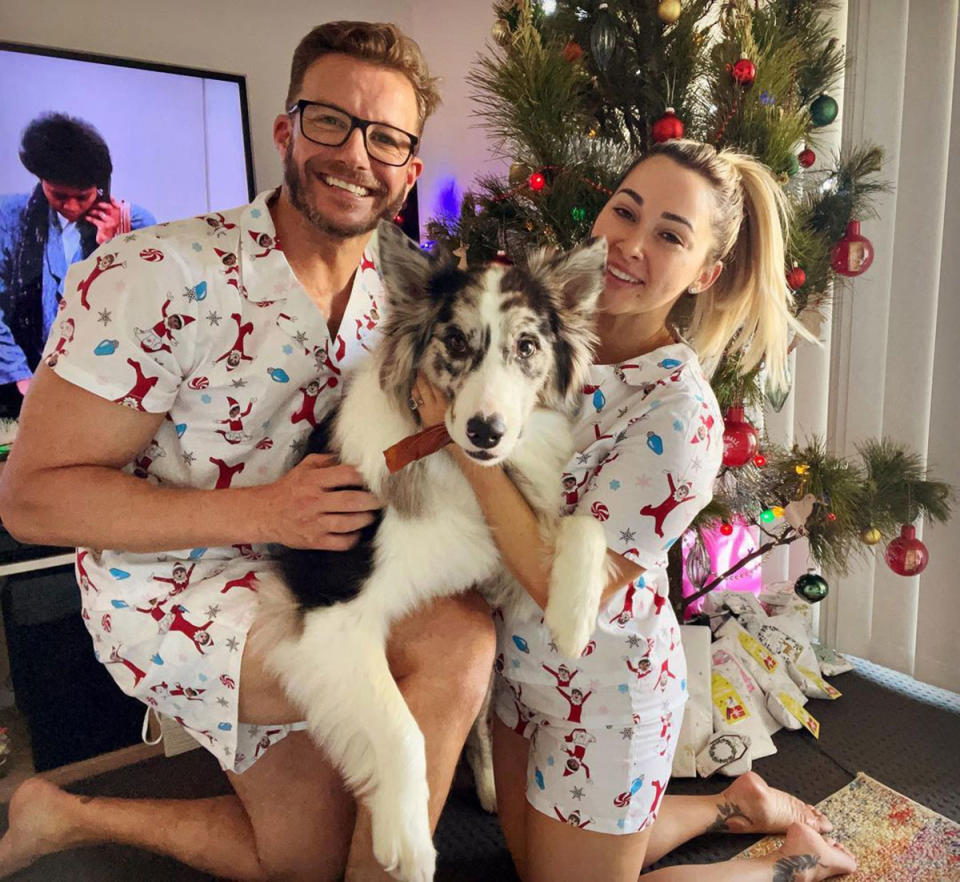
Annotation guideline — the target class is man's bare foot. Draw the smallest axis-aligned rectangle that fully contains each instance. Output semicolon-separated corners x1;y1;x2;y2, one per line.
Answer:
705;771;833;835
764;822;856;880
0;777;90;876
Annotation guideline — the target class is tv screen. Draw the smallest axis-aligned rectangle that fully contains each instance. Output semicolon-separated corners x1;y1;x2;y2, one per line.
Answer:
0;41;255;434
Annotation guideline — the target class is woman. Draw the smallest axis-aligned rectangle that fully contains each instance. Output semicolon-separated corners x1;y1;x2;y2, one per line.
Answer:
413;140;857;881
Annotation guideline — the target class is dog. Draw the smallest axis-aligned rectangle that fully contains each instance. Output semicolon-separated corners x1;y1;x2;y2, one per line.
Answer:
251;220;610;882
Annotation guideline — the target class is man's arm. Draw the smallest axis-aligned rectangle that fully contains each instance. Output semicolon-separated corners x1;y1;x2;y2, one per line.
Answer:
0;365;380;552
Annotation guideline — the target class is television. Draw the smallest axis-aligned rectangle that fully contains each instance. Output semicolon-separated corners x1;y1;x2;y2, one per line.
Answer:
0;41;255;431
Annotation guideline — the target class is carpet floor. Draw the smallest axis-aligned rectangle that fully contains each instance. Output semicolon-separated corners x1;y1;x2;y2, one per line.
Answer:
735;772;960;881
1;657;957;881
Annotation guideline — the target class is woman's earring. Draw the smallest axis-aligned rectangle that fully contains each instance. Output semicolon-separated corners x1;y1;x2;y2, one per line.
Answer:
689;285;700;294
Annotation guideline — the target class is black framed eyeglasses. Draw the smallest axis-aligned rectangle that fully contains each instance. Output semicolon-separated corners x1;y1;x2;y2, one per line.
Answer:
287;99;419;167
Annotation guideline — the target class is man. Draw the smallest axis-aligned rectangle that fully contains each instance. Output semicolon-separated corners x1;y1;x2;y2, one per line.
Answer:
0;113;155;393
0;22;494;881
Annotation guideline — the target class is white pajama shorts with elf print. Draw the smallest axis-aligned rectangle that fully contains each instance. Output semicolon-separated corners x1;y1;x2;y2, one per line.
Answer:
492;574;687;835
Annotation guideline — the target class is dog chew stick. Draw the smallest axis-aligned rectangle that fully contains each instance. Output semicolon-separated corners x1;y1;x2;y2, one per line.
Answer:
383;423;452;473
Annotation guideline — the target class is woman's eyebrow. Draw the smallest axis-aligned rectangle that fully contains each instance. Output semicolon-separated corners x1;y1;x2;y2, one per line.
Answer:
662;212;694;231
616;189;694;231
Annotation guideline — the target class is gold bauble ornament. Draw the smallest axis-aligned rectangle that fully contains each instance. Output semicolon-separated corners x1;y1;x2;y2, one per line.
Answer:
862;527;882;546
509;162;533;187
657;0;682;24
492;18;511;46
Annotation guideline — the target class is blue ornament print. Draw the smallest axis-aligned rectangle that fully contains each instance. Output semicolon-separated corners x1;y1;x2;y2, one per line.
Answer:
512;635;530;653
593;388;606;411
268;367;290;383
94;339;119;356
659;358;681;369
535;768;545;790
109;568;131;579
646;431;663;454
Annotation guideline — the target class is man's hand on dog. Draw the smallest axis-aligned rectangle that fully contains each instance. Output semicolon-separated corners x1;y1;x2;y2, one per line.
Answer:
411;372;447;427
260;454;382;549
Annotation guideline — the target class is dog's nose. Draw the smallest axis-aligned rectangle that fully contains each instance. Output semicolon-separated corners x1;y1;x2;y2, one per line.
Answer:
466;414;505;449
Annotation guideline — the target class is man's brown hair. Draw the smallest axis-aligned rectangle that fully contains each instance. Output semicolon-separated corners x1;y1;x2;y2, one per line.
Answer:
286;21;441;132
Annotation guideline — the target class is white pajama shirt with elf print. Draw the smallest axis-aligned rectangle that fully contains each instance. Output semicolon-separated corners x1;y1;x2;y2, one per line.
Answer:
493;342;723;835
41;189;385;773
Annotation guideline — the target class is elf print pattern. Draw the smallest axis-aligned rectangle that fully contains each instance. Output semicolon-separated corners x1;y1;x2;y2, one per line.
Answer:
41;189;386;772
494;343;723;835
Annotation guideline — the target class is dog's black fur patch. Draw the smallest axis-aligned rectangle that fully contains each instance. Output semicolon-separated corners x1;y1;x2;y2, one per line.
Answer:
276;413;382;611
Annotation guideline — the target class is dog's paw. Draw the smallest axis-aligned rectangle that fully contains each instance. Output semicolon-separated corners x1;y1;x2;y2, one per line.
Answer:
543;609;592;658
370;791;436;882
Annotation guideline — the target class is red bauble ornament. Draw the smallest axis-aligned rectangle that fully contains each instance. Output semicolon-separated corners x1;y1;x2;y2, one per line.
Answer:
831;220;875;277
786;265;806;290
753;453;767;467
798;148;816;168
721;405;759;468
884;524;929;576
719;522;734;536
652;107;684;143
529;171;546;191
731;58;756;86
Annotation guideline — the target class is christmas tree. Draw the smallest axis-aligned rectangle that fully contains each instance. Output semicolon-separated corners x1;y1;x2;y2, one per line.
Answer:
427;0;954;613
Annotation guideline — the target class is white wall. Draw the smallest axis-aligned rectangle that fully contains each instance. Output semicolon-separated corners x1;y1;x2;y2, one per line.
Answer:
0;0;498;236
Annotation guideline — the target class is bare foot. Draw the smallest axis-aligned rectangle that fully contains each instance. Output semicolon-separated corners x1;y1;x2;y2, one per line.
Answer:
707;771;833;835
767;822;857;880
0;777;89;876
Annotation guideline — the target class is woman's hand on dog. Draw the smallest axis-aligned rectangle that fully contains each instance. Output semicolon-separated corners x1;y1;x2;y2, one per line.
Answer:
257;453;382;549
411;372;447;427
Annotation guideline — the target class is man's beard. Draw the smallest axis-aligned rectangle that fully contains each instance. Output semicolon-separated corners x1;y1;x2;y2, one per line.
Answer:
284;146;406;240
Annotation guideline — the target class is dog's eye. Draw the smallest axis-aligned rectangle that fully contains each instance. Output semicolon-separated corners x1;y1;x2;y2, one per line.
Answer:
517;337;539;359
444;329;468;356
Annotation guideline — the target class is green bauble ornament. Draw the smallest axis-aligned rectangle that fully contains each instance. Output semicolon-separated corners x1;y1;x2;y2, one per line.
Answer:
783;153;800;177
794;572;829;603
571;206;586;222
810;94;839;127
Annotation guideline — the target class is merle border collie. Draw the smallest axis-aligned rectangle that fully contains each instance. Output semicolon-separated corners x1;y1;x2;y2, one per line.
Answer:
252;221;610;882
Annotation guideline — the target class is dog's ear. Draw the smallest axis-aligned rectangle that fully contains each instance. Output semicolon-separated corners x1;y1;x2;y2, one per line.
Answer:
375;220;457;402
376;219;435;308
542;236;608;318
529;237;607;412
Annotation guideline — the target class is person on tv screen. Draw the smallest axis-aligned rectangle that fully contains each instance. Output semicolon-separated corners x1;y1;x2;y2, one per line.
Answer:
0;112;155;393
